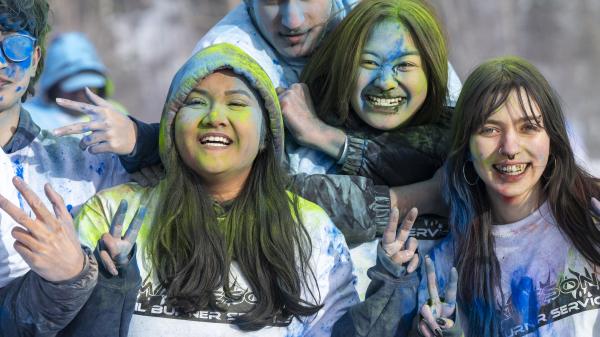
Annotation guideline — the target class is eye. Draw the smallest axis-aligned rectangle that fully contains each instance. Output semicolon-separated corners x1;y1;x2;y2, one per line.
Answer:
228;100;249;108
522;123;542;132
360;59;379;70
185;97;208;106
393;62;414;73
479;126;499;136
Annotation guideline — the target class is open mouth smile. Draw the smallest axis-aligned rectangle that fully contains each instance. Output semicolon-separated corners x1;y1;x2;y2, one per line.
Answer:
365;95;406;109
492;163;529;176
198;134;233;147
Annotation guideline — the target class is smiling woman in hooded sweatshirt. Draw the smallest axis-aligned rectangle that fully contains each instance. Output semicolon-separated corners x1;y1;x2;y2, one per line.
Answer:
71;43;358;337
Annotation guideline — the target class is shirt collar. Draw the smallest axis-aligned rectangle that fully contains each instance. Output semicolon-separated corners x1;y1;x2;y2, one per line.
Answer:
2;107;41;154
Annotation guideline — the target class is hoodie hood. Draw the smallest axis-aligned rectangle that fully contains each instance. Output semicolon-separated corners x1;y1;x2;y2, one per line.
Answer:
38;32;108;98
159;43;284;170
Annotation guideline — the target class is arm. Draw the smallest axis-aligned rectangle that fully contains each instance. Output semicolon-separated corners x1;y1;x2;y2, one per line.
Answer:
117;118;161;173
0;248;98;337
59;200;146;337
300;209;360;337
0;179;99;336
332;208;421;337
289;173;391;245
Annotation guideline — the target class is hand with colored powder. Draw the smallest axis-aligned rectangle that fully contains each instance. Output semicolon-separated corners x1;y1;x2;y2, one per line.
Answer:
418;256;459;337
0;177;86;282
277;83;347;160
98;200;146;276
381;207;420;272
53;87;138;155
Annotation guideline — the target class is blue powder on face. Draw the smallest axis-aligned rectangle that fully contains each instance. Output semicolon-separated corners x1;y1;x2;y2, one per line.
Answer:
16;86;22;92
0;96;3;101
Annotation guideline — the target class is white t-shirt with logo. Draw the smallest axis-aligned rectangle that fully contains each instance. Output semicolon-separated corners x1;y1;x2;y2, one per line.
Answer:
423;202;600;337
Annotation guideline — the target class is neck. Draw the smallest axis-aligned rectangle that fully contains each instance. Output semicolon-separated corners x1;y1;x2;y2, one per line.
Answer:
488;185;544;224
201;168;252;203
0;102;21;148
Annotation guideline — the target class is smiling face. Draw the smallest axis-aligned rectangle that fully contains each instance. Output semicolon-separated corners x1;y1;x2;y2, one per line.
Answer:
0;30;39;112
250;0;332;59
469;89;550;207
174;70;264;186
350;19;428;130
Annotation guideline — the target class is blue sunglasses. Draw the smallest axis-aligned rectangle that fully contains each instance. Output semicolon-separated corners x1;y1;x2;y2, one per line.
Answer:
1;33;36;63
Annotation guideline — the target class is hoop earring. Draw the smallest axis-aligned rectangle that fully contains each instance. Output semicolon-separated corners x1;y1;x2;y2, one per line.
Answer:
462;162;479;186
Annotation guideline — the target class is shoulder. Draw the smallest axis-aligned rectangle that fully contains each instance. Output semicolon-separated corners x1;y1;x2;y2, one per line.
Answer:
194;4;261;52
291;193;348;253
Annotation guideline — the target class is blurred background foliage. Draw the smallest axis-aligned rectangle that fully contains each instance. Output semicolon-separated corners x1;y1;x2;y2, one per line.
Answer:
45;0;600;172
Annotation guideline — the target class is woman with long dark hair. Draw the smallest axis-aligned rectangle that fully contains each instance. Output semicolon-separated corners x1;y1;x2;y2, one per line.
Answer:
72;43;358;337
333;56;600;337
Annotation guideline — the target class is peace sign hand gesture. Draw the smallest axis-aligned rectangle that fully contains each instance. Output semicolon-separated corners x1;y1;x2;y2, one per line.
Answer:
418;256;459;337
98;200;146;276
381;207;420;273
0;177;85;282
53;87;137;155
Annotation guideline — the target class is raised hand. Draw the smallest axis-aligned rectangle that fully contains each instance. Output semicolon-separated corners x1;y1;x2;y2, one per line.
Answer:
98;200;146;276
277;83;346;159
418;256;458;337
381;207;420;273
53;87;137;155
0;177;85;282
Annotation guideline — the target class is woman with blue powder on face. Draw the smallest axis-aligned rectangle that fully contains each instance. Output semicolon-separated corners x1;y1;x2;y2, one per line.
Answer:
67;43;359;337
278;0;453;296
336;56;600;337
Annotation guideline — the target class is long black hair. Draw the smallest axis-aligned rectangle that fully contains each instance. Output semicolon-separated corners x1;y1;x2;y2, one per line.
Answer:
147;85;322;331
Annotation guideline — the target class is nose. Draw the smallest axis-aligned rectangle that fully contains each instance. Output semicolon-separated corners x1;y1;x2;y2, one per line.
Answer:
373;66;398;92
201;105;228;128
499;129;521;158
281;1;305;31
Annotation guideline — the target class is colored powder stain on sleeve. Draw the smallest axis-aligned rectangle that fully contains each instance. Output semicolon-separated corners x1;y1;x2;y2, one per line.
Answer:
67;204;74;217
12;159;25;209
96;162;106;176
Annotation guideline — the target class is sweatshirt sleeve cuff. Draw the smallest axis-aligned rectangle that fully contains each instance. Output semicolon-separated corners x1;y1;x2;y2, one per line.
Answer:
118;117;161;173
339;134;367;175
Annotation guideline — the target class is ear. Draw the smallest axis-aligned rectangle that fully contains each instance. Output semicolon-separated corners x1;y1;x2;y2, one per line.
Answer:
30;46;41;75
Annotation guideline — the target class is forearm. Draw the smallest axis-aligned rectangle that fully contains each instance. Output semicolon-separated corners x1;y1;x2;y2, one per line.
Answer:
332;244;420;337
0;247;98;336
301;123;347;160
290;173;391;245
118;118;161;173
389;173;448;217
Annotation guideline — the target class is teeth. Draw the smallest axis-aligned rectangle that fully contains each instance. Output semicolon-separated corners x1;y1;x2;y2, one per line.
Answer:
366;95;405;107
494;164;527;175
200;136;231;145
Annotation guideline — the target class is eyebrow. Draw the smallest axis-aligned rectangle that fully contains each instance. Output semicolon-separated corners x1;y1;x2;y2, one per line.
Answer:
362;50;420;59
189;89;252;98
224;89;252;98
486;114;543;124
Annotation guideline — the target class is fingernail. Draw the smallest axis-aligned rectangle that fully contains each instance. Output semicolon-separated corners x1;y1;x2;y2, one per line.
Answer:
110;265;118;276
436;318;446;326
